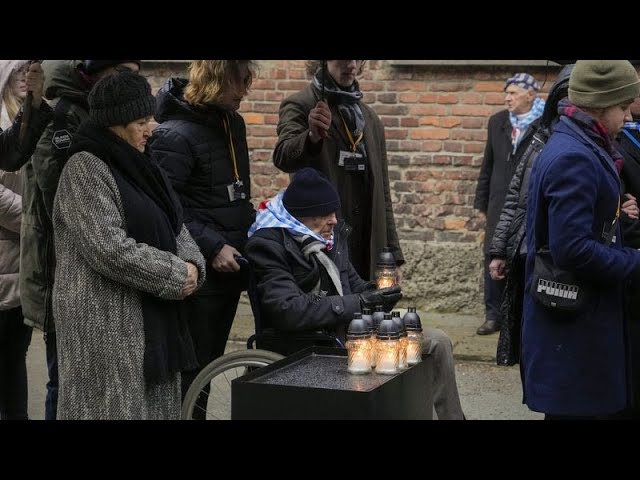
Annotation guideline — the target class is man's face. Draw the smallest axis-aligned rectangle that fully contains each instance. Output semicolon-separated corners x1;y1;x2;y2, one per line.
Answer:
299;212;338;241
327;60;361;88
505;84;535;115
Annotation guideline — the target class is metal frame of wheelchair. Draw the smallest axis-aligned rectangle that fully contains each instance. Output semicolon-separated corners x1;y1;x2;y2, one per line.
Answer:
180;264;344;420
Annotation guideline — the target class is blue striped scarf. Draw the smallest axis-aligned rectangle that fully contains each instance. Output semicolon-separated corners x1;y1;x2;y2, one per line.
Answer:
509;97;545;152
248;192;334;248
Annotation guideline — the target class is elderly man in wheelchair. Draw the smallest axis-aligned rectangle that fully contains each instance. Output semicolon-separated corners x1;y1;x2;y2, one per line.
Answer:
244;167;465;420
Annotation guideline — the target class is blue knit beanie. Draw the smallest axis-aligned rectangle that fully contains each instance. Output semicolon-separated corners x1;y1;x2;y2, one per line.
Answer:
83;60;141;75
283;168;341;218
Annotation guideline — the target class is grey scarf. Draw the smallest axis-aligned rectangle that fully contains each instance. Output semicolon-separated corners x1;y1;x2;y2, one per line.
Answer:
312;70;366;155
295;235;343;296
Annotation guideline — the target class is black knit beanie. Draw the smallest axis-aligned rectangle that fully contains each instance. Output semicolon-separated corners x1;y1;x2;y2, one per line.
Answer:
88;71;156;127
83;60;141;75
569;60;640;108
283;167;341;218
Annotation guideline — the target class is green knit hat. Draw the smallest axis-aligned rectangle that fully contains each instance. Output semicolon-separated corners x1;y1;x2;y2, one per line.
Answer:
569;60;640;108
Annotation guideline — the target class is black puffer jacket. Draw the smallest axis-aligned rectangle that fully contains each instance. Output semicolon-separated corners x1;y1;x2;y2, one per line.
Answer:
619;128;640;248
489;65;574;263
245;221;370;333
150;78;256;270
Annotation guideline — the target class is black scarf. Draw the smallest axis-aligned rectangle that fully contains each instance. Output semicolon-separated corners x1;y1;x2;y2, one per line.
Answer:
312;69;367;156
68;120;197;385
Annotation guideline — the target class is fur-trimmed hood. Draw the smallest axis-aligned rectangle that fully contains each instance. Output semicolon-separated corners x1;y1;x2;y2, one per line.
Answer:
0;60;28;99
0;60;29;129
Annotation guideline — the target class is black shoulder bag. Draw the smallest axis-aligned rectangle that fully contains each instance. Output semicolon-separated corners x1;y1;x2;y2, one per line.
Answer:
530;197;620;313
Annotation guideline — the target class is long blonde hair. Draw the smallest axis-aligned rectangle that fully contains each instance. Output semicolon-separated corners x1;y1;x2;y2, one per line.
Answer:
0;61;29;127
2;85;21;122
184;60;256;107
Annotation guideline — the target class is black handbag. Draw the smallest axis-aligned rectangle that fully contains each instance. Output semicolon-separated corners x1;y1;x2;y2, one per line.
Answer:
530;198;619;313
530;248;592;312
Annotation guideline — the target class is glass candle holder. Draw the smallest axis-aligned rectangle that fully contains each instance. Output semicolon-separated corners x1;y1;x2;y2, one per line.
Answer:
403;307;424;365
361;308;377;368
346;337;373;374
391;311;408;370
375;247;397;289
374;315;400;375
346;315;372;375
406;331;424;365
370;306;385;368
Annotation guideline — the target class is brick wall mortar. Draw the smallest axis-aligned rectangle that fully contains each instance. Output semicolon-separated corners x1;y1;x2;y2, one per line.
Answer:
142;60;558;313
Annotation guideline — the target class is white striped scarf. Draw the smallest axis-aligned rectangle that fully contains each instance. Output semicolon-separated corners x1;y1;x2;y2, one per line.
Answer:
247;192;334;248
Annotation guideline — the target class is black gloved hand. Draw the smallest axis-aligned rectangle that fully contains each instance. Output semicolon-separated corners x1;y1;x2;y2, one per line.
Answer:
359;285;403;312
358;280;378;293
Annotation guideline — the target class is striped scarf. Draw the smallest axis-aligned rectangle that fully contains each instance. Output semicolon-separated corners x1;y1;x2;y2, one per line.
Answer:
558;98;624;174
509;96;545;152
312;69;366;155
248;192;334;249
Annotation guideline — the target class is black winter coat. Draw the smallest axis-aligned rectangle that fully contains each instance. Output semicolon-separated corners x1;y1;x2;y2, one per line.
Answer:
245;221;370;333
150;78;256;287
475;110;538;255
0;104;52;171
489;128;547;262
619;128;640;248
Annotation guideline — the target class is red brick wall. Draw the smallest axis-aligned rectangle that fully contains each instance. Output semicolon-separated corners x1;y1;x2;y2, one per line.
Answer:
145;60;558;312
240;60;555;246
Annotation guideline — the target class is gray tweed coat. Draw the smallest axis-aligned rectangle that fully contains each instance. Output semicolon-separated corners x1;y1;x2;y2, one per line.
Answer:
52;152;206;420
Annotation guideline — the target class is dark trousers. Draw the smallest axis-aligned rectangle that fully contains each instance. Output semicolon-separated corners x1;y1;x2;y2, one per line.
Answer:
180;289;241;420
484;255;506;324
44;330;58;421
0;307;32;420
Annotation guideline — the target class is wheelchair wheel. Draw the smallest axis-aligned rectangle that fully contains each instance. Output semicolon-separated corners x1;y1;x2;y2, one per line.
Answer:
181;349;284;420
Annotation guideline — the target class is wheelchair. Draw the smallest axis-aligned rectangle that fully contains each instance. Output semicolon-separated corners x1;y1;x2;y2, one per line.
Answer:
180;260;344;420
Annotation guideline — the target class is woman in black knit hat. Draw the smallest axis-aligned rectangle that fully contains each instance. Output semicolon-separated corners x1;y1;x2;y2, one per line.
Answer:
51;71;206;420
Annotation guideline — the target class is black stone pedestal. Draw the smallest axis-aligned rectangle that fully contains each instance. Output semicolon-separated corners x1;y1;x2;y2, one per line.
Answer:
232;347;433;420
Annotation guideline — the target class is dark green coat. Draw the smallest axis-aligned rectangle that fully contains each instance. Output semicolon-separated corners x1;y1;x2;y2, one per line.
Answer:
273;84;403;280
20;60;89;333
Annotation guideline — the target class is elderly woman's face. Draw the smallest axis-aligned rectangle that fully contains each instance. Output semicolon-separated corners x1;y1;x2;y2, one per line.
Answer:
110;116;154;152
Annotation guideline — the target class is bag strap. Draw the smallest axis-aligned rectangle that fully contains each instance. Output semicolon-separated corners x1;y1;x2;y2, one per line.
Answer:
603;196;620;247
622;128;640;151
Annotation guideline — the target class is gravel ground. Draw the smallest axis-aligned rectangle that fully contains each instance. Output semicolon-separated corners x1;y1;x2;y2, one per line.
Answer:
456;361;543;420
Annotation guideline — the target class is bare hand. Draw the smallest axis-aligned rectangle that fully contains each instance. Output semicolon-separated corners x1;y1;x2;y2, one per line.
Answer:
211;244;241;272
489;258;507;280
181;262;199;298
25;62;44;108
308;100;331;142
622;193;639;220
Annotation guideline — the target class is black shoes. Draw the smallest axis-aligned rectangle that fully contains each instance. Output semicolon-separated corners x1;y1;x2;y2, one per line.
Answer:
476;320;501;335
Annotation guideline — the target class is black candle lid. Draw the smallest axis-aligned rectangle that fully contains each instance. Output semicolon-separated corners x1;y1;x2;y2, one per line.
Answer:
376;247;396;267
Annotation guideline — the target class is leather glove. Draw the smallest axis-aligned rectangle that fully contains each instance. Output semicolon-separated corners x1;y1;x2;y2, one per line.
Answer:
359;285;403;312
358;280;378;293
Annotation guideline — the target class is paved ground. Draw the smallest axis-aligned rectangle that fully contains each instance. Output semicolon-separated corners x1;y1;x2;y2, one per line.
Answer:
25;296;542;420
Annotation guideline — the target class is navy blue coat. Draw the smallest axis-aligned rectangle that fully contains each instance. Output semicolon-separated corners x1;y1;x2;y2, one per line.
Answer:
523;117;640;416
